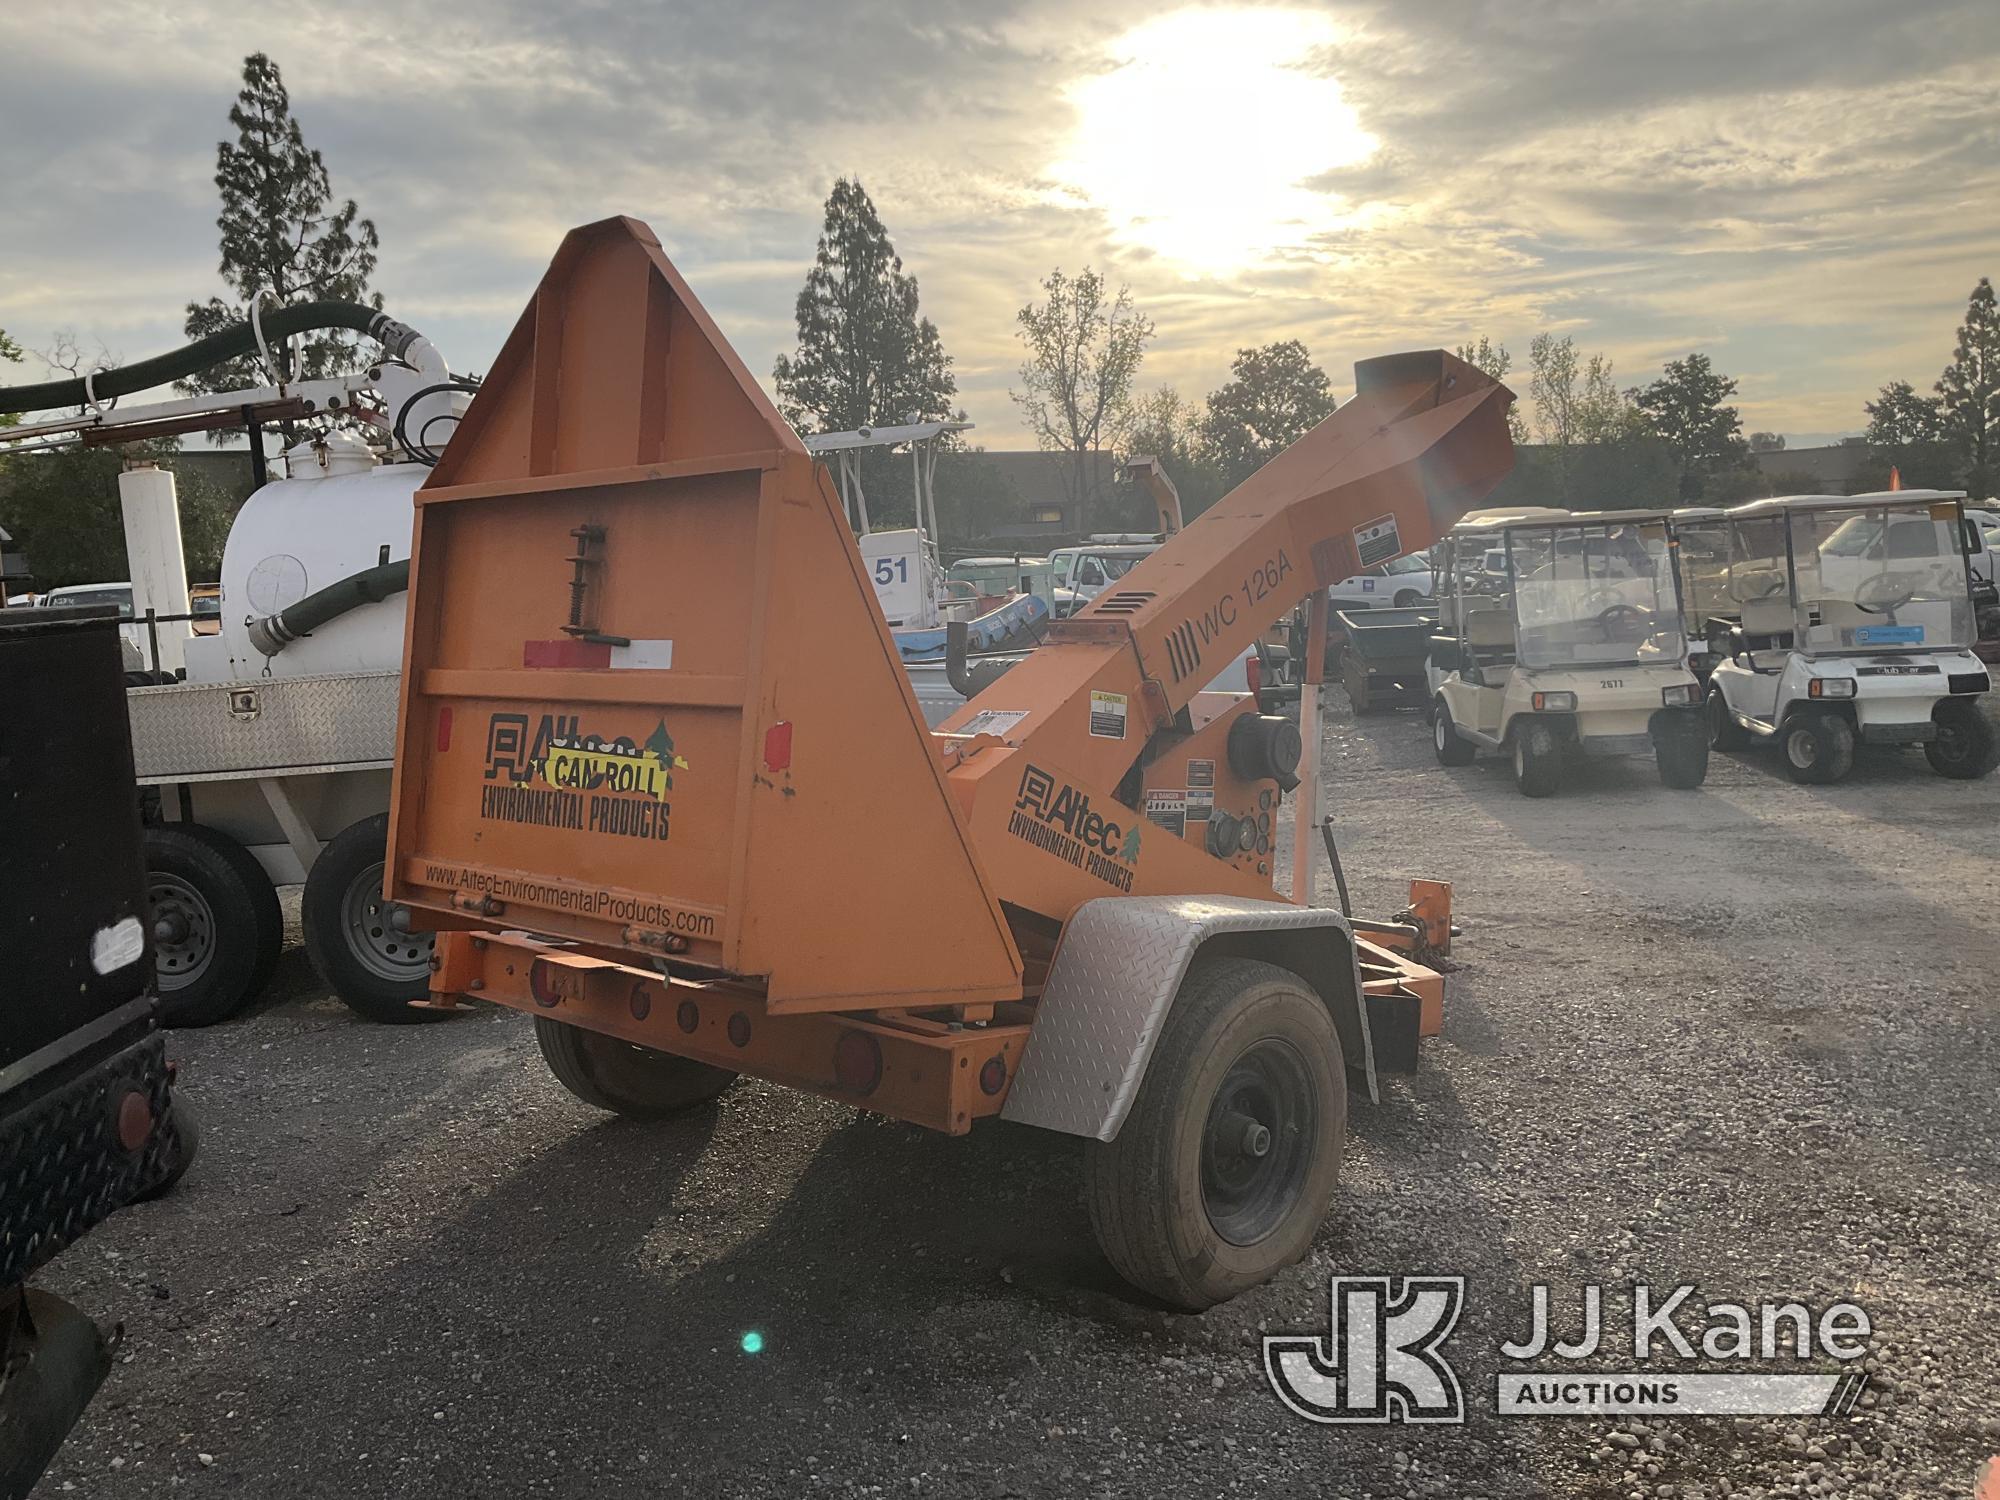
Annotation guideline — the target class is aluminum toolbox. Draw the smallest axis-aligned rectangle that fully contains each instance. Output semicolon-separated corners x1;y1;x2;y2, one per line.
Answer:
126;670;400;784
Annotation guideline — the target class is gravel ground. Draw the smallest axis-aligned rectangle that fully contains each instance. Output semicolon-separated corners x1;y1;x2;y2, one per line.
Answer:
28;698;2000;1499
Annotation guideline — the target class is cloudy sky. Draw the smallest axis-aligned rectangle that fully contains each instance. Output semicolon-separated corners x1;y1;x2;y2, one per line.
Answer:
2;0;1996;449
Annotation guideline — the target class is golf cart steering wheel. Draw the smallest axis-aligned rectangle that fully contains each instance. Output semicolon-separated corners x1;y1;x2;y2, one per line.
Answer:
1594;602;1653;639
1855;572;1916;614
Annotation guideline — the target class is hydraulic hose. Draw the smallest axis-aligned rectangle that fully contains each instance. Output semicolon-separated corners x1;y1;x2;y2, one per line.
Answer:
247;558;410;658
0;303;428;415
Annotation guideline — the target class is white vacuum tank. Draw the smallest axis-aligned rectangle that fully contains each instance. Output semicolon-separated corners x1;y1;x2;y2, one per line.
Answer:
185;432;425;685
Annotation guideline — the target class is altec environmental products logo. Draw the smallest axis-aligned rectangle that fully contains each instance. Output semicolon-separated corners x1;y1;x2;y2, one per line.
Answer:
1265;1278;1872;1424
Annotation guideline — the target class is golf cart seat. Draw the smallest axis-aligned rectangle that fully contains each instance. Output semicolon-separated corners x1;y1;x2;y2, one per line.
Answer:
1464;607;1516;655
1738;596;1794;645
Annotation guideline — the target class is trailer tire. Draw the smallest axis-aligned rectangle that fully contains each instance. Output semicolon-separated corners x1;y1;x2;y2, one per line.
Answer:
1510;719;1564;798
1707;684;1750;749
1781;709;1854;785
534;1017;738;1119
1653;711;1710;789
1432;700;1476;766
1925;698;1999;779
143;824;282;1028
1083;957;1345;1311
302;813;442;1024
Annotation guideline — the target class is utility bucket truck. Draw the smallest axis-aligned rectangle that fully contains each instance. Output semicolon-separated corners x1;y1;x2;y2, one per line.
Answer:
1428;508;1710;795
1679;492;1996;784
384;218;1515;1309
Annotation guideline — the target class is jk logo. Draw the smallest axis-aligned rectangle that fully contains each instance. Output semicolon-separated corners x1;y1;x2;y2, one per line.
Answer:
1263;1276;1466;1424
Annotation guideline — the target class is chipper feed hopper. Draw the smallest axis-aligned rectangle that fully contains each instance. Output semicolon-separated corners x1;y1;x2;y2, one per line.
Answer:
386;217;1514;1309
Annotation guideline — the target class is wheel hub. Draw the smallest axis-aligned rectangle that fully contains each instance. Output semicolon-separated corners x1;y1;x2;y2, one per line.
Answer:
1200;1038;1316;1247
146;874;215;989
341;862;436;983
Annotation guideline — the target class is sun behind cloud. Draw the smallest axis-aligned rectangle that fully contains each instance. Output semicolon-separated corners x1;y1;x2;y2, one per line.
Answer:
1051;7;1378;274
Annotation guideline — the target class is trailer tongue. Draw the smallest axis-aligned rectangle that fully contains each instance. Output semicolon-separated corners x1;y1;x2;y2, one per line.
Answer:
388;215;1514;1308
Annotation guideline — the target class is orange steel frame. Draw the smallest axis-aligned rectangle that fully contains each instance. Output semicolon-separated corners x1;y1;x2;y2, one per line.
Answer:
387;217;1513;1129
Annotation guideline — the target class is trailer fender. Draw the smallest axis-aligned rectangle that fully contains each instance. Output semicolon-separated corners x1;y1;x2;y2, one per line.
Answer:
1001;895;1376;1142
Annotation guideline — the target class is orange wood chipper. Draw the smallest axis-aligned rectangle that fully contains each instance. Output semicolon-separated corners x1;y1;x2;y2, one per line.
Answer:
386;217;1515;1309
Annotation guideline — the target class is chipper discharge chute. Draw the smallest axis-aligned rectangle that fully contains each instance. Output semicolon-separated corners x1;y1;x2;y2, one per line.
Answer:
387;216;1515;1309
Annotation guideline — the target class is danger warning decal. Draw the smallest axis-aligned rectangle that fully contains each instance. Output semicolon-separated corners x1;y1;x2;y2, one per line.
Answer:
479;711;689;841
1088;690;1129;739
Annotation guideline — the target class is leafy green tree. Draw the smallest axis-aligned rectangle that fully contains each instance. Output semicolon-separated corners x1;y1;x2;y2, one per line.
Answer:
1634;353;1753;502
1012;267;1153;533
1120;386;1228;521
0;445;235;588
181;53;383;396
1455;337;1527;442
1936;276;2000;502
0;328;20;430
774;178;958;438
1749;431;1786;452
1853;379;1958;492
1197;340;1337;490
1527;334;1633;502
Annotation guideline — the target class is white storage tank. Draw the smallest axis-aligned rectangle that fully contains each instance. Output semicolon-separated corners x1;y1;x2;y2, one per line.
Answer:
184;433;424;685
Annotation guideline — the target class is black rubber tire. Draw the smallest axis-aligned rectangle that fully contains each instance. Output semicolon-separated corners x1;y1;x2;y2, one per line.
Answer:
1510;718;1564;798
1781;709;1855;785
534;1017;738;1119
1432;699;1477;766
143;823;282;1028
302;813;444;1025
1707;684;1750;749
1083;957;1346;1311
134;1094;198;1202
1393;589;1422;608
1654;710;1711;789
1926;698;2000;779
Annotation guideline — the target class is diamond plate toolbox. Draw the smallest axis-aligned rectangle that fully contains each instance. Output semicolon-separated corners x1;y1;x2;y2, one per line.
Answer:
126;671;400;783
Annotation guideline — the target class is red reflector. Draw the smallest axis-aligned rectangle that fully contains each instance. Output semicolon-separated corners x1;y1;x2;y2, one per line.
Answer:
435;705;454;753
528;960;561;1008
1246;654;1262;695
833;1030;883;1095
978;1056;1008;1096
763;720;793;772
116;1090;153;1152
523;638;613;669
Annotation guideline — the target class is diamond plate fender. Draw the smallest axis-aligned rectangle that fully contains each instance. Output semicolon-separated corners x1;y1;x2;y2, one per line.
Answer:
1001;896;1376;1140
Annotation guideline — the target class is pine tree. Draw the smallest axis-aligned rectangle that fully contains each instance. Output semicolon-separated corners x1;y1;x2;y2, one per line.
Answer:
180;53;383;395
1936;277;2000;502
773;178;958;436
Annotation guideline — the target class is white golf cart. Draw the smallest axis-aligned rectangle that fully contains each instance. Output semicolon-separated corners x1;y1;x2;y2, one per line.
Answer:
1678;491;1996;784
1428;507;1709;796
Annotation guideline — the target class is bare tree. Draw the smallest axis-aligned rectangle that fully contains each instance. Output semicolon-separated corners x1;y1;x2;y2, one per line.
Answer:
1012;268;1153;532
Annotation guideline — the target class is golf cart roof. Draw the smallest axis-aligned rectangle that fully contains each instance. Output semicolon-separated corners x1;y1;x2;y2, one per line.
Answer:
1727;489;1966;517
1451;505;1683;533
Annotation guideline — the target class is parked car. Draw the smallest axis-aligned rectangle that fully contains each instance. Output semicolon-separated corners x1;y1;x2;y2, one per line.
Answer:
1326;551;1436;610
1047;543;1158;615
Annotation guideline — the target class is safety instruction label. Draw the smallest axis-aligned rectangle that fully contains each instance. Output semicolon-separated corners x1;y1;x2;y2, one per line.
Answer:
958;709;1030;738
1088;690;1129;739
1355;512;1402;568
1184;756;1216;828
1144;789;1187;837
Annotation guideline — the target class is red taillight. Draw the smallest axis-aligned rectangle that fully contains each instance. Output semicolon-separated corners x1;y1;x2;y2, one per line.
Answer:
833;1031;882;1094
528;959;561;1008
1246;654;1263;694
978;1056;1008;1096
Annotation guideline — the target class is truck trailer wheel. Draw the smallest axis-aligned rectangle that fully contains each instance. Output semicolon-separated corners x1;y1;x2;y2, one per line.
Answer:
143;824;282;1028
1653;711;1710;789
302;813;442;1024
1432;700;1477;766
1083;957;1346;1311
1510;719;1564;798
1782;709;1854;785
1707;685;1750;750
1925;698;2000;779
534;1017;738;1119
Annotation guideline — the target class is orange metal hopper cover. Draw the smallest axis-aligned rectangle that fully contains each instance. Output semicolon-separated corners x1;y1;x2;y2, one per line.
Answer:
385;216;1022;1013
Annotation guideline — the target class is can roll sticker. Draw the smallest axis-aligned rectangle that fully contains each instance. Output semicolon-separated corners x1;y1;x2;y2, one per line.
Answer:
1144;789;1187;838
1088;690;1129;739
959;709;1030;738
